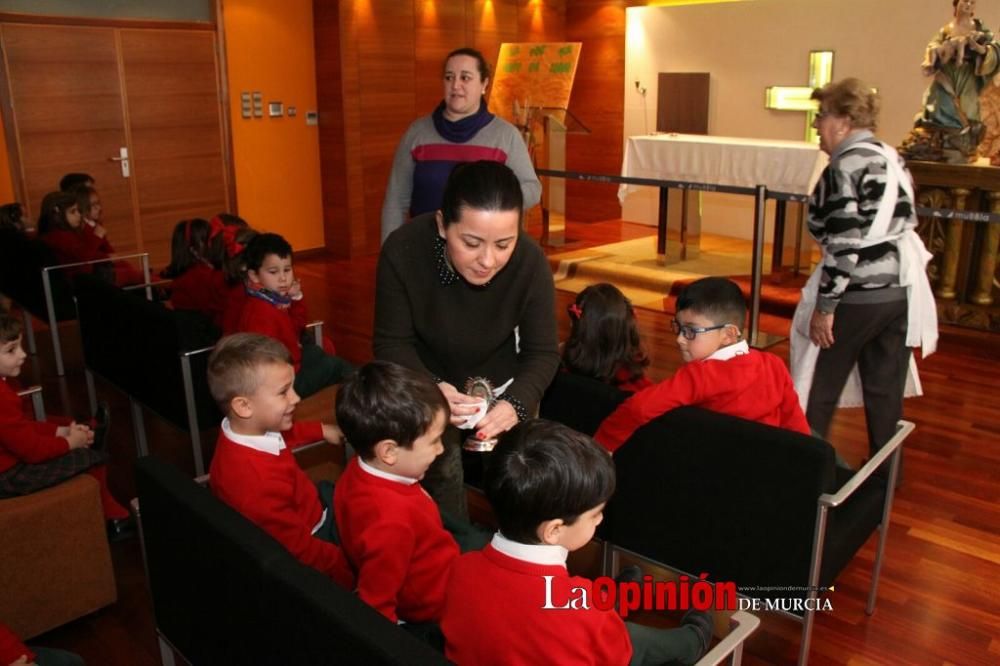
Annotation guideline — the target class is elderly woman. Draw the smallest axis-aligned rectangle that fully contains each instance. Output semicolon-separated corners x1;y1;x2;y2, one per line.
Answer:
792;78;937;476
380;47;541;242
375;161;559;518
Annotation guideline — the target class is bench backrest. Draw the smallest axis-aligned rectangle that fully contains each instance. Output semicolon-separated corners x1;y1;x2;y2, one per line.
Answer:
539;371;628;435
134;457;449;665
0;229;76;321
75;274;220;431
604;406;838;599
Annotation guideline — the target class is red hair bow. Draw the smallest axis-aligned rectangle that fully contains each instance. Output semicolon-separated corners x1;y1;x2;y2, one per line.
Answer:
568;303;583;320
209;215;244;257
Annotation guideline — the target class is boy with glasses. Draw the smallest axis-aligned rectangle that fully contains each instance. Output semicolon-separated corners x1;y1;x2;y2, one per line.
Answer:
593;277;809;452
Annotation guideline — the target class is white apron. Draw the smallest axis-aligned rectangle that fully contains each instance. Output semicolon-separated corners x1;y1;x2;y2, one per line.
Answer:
790;142;938;412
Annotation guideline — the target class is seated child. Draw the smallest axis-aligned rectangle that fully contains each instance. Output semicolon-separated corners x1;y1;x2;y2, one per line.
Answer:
333;360;461;627
594;277;810;453
73;185;144;285
161;218;226;322
37;191;109;279
207;333;354;589
0;202;28;233
441;419;712;666
204;215;254;333
0;312;132;538
563;283;652;392
237;233;353;398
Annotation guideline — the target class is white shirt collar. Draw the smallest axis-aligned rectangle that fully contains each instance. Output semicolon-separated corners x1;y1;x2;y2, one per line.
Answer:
358;457;419;486
490;532;568;567
706;339;750;362
221;417;286;456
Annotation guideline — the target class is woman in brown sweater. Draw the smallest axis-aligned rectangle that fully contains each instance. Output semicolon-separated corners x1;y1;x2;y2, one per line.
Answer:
374;161;559;519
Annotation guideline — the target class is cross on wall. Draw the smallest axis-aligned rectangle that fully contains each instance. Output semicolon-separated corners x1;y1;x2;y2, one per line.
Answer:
765;50;835;144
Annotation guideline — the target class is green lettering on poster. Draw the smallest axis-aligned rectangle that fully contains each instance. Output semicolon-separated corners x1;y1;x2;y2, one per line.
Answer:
559;45;573;56
529;61;540;73
504;62;522;73
549;62;571;74
530;45;546;56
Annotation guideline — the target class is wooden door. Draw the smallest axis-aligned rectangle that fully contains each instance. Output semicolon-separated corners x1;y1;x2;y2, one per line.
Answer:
1;22;231;266
119;28;229;264
0;23;139;254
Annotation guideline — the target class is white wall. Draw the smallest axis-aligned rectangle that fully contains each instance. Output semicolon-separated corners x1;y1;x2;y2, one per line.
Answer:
622;0;1000;239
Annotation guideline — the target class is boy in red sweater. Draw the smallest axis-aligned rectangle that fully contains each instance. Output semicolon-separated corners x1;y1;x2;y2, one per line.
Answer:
237;233;353;398
206;333;354;589
441;419;712;665
594;277;810;452
334;360;479;638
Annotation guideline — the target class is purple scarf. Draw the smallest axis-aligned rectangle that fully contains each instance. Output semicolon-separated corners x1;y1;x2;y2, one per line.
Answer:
432;101;495;143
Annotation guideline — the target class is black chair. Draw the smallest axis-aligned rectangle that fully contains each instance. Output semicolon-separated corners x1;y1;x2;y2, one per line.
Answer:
602;408;909;665
0;228;150;375
539;371;628;435
134;457;449;665
75;274;220;475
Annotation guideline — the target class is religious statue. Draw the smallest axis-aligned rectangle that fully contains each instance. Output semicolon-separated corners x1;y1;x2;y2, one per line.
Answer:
899;0;1000;164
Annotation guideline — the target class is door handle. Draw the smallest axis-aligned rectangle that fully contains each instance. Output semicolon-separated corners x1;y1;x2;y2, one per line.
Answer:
108;147;130;177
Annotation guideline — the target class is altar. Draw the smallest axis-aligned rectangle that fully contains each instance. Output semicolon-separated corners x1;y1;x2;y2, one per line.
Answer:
618;133;828;266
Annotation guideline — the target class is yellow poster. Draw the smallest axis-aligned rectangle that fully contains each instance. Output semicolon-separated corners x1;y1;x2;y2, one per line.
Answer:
489;42;582;124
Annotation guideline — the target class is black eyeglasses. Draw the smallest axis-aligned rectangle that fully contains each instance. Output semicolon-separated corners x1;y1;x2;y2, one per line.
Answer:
671;319;729;340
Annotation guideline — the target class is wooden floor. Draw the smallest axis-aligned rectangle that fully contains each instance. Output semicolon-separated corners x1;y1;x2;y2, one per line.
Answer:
15;218;1000;665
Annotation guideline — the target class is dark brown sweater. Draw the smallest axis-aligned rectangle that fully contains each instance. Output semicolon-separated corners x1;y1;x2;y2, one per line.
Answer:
374;213;559;413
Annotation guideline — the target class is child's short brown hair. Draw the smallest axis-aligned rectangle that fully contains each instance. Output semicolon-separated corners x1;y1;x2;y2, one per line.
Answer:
335;360;448;460
207;333;292;413
0;311;23;344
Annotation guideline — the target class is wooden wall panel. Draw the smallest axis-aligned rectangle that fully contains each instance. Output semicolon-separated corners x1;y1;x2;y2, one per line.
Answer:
316;0;573;257
566;0;626;223
313;0;351;258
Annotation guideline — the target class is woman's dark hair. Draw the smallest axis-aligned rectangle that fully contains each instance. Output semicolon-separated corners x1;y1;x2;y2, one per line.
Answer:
485;419;616;544
439;161;523;227
0;203;25;232
444;47;491;82
675;277;747;330
161;218;211;278
73;185;99;220
335;361;449;461
243;232;292;272
59;172;93;192
563;283;649;387
37;191;77;235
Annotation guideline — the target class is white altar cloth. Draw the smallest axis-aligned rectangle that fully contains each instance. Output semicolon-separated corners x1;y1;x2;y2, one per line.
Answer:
618;134;828;204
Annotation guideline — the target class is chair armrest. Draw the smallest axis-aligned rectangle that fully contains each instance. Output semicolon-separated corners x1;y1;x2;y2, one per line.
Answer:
819;420;914;508
696;611;760;666
305;320;323;347
42;252;150;274
15;385;45;421
122;279;173;292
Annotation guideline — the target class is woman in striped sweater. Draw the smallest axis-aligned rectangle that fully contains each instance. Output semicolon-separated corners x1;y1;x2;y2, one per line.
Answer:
792;78;937;474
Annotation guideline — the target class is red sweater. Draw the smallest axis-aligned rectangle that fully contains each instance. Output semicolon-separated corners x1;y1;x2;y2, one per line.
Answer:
219;280;248;333
441;544;632;665
594;349;811;453
82;222;114;254
0;622;33;665
209;421;354;589
334;457;460;623
0;379;69;474
236;295;308;370
169;263;227;323
40;228;108;276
